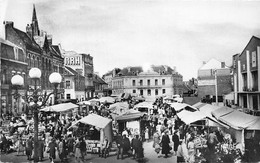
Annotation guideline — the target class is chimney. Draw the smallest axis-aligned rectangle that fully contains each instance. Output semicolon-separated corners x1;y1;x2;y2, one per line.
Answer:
221;62;225;68
47;34;52;45
26;24;33;39
127;67;131;72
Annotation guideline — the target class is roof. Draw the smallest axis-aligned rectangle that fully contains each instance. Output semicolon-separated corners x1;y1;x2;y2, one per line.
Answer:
0;38;23;50
117;65;178;76
240;36;260;57
65;66;79;75
93;74;107;84
12;27;41;53
116;112;147;121
199;58;229;70
218;110;259;130
77;114;112;129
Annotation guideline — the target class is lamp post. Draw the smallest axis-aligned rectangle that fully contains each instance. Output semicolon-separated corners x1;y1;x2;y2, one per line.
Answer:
11;75;24;115
11;68;62;162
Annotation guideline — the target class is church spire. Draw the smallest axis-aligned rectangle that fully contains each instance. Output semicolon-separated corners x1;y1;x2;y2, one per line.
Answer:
32;4;40;36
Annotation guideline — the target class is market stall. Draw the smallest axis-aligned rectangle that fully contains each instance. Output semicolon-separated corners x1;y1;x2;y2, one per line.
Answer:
73;114;113;142
169;102;198;112
115;111;148;136
133;101;154;115
109;102;129;115
40;102;78;112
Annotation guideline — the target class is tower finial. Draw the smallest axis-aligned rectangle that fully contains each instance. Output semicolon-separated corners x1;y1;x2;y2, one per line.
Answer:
31;4;40;36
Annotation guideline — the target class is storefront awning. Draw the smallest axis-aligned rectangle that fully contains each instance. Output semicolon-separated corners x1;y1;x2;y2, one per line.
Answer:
116;112;147;121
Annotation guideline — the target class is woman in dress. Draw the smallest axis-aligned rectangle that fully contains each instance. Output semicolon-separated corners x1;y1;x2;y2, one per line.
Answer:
145;127;149;142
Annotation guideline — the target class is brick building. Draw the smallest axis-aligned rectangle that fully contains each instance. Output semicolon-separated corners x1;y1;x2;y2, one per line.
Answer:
197;58;232;101
2;5;65;114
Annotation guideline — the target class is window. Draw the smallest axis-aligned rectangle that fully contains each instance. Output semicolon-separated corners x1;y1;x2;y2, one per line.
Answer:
155;89;158;95
14;48;18;60
155;79;158;86
140;89;143;96
162;89;166;94
147;79;150;86
133;90;136;93
66;94;71;99
162;79;165;85
66;80;71;89
147;89;151;96
132;80;136;86
140;80;143;86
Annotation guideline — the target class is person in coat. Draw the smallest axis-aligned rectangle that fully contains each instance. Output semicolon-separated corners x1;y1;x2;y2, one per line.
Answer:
172;130;180;156
38;137;45;161
134;135;144;160
48;138;57;163
25;136;33;160
161;130;170;158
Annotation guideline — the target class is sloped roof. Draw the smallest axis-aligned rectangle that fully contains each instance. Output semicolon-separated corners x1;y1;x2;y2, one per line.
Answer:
50;45;62;58
76;114;112;129
118;66;143;76
240;36;260;57
33;36;45;48
117;65;177;76
65;66;80;76
12;27;41;53
0;38;23;49
93;74;107;84
199;58;229;70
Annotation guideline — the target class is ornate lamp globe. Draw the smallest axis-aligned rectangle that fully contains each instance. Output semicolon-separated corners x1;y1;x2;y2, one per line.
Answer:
11;74;24;86
29;68;42;79
49;72;62;84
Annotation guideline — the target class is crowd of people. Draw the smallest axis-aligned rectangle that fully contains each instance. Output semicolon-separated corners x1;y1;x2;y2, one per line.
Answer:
0;95;243;163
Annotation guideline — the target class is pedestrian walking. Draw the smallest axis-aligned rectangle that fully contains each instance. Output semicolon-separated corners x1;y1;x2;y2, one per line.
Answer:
145;127;149;142
25;136;33;160
172;130;180;156
38;137;45;161
153;130;161;157
48;138;57;163
161;130;171;158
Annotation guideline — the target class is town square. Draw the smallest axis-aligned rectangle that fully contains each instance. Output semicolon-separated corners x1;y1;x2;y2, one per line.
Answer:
1;0;260;163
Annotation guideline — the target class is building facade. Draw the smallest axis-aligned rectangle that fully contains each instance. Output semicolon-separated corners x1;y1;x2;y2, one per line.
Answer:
0;38;28;115
233;36;260;113
2;5;65;115
64;66;85;101
197;58;232;101
61;49;95;100
111;65;183;100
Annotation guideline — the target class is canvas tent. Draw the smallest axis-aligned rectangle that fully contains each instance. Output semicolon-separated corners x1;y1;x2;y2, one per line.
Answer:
40;102;78;112
211;106;234;119
170;102;197;112
73;114;113;142
109;102;129;115
218;110;259;130
192;102;207;109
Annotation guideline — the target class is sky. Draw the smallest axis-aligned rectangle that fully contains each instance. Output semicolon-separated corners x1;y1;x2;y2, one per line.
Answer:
1;0;260;80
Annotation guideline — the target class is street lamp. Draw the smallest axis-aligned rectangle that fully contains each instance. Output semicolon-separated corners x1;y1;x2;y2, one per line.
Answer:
11;67;62;162
11;75;24;114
